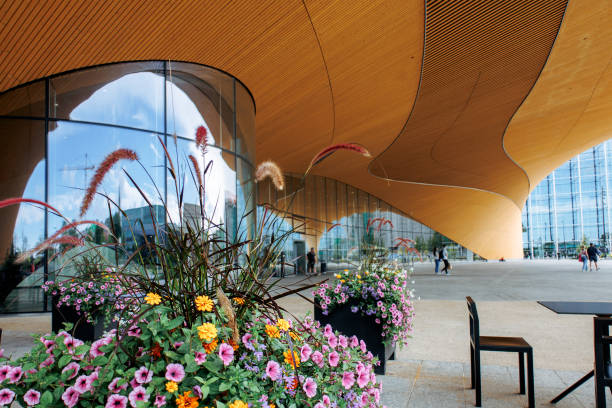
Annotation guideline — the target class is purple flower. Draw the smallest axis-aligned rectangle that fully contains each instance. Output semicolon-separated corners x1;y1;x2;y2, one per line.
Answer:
134;366;153;384
0;389;15;405
74;375;93;393
194;351;207;365
154;395;166;407
218;343;234;367
23;389;40;406
265;360;281;381
300;344;312;362
108;377;128;393
128;386;149;408
165;363;185;382
303;377;317;398
61;386;80;408
242;333;255;351
193;386;203;399
105;394;128;408
342;371;355;389
8;366;23;383
351;306;358;313
328;351;339;367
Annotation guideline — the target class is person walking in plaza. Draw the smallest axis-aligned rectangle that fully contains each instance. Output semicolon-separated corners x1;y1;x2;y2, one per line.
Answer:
579;246;588;272
433;246;440;274
587;242;601;271
440;245;451;275
307;247;317;276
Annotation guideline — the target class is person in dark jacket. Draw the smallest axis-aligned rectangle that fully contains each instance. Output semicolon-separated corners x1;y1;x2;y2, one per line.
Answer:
587;243;601;271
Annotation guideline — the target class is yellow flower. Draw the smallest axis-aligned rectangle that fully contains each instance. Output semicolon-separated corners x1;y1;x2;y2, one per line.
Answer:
269;405;276;408
232;297;245;305
289;331;300;341
340;280;345;283
365;271;369;275
335;274;341;279
344;269;349;272
195;295;214;312
356;275;361;279
276;318;290;332
144;293;161;305
283;349;300;368
265;324;280;338
197;323;218;342
166;381;178;393
229;401;248;408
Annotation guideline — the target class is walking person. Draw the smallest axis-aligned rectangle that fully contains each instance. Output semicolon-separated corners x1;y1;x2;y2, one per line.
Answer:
307;247;317;276
440;245;451;275
587;243;601;271
579;246;588;272
433;246;440;274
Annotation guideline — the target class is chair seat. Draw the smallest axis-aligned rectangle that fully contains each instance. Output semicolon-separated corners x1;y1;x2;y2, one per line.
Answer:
479;336;532;352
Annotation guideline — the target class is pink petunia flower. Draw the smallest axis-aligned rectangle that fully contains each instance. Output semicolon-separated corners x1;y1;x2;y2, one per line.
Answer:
194;351;207;365
328;351;339;367
165;364;185;382
154;395;166;407
8;366;23;383
108;377;128;393
40;356;55;368
105;394;128;408
341;372;355;390
62;362;80;380
300;344;312;362
322;395;331;406
61;386;80;408
218;343;234;367
303;377;317;398
314;403;325;408
349;336;359;348
127;326;141;338
338;335;348;348
90;338;107;358
327;333;338;348
311;351;324;368
356;370;369;388
134;366;153;384
128;386;149;408
0;389;15;405
360;340;367;353
0;366;10;382
23;389;40;406
265;360;281;381
323;324;333;337
193;386;203;398
74;374;93;393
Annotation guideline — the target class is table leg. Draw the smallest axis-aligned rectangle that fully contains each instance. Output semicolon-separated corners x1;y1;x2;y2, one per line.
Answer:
551;370;594;404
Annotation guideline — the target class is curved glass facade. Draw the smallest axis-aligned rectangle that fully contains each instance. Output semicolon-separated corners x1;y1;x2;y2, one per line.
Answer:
258;174;469;274
523;140;612;258
0;61;256;313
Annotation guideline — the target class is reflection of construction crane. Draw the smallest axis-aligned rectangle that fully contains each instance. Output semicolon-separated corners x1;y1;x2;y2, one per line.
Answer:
61;153;95;187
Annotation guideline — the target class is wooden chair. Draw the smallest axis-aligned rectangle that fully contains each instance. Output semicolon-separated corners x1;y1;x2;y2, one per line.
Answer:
594;316;612;407
467;296;535;407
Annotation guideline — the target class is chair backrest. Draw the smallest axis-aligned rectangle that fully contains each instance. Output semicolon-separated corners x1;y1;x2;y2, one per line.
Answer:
467;296;480;348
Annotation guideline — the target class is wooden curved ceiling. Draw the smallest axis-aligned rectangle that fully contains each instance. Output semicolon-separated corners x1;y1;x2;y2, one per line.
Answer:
0;0;610;259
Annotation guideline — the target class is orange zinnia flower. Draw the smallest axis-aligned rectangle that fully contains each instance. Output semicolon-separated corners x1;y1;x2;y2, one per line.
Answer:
202;339;218;353
283;350;300;368
228;339;239;351
176;391;199;408
265;324;280;339
150;342;162;359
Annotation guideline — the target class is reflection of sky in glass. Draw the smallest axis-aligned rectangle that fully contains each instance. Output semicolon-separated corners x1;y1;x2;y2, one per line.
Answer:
13;161;45;252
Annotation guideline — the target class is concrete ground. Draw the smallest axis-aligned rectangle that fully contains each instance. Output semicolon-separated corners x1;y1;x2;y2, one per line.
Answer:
1;260;611;407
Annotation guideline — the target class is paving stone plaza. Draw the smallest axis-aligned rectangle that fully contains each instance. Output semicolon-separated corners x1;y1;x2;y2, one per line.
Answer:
3;260;611;407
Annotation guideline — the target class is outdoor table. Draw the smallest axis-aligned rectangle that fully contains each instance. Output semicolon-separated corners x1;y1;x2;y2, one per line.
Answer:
538;301;612;405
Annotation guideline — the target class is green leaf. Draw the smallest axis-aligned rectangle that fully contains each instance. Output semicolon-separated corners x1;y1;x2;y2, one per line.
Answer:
93;356;108;366
41;390;53;405
58;355;71;369
74;344;89;355
219;382;230;392
216;402;227;408
167;316;184;330
200;384;210;399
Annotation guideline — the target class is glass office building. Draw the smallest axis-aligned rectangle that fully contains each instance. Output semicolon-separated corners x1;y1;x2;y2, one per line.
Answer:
523;140;612;258
0;61;256;313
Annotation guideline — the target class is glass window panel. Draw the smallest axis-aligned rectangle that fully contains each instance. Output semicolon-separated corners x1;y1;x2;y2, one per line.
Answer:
0;119;46;312
50;62;165;132
236;158;254;243
0;80;46;117
236;81;255;162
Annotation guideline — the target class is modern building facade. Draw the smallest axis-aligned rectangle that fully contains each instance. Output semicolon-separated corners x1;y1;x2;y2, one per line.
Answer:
0;61;256;313
523;140;612;258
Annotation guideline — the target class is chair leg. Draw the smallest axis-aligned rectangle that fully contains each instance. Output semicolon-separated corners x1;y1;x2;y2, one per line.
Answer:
475;348;482;407
527;349;535;408
519;352;525;394
470;344;475;389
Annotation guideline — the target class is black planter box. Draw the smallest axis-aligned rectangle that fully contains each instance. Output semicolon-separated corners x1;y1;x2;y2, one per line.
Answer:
315;300;395;375
51;296;105;342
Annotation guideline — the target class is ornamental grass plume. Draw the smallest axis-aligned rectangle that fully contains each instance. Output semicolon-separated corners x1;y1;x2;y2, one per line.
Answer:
327;223;341;232
80;148;139;217
188;155;203;192
0;197;61;216
306;143;371;175
255;160;284;190
195;125;208;154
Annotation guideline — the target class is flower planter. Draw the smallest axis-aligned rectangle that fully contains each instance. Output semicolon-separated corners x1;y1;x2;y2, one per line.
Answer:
51;295;105;342
315;300;395;375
